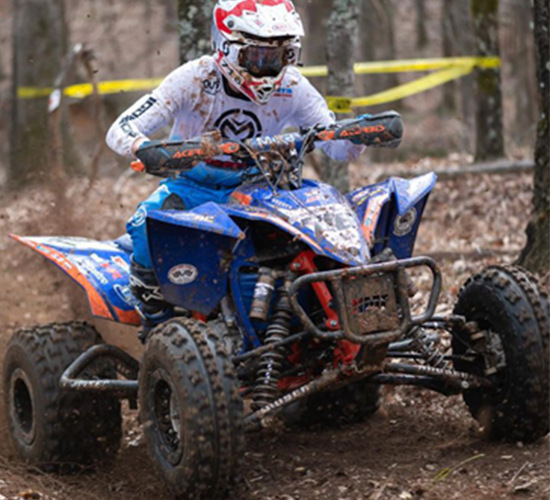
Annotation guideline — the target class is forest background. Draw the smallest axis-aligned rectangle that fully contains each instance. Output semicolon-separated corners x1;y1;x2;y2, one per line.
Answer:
0;1;548;499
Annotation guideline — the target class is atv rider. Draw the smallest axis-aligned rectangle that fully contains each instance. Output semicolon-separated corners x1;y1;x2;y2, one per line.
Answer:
106;0;365;327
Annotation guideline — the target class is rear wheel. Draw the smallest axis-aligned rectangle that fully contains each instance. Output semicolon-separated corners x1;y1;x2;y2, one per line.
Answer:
139;318;244;500
3;322;122;471
303;380;381;425
452;265;549;442
283;380;381;427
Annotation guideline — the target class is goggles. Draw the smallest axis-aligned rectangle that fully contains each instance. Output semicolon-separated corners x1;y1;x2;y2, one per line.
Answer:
238;44;291;78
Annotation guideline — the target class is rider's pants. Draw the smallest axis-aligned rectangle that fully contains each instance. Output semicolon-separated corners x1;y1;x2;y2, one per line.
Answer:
127;176;235;269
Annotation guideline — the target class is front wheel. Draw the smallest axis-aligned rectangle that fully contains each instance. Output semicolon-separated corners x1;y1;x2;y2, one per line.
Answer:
139;318;244;500
452;265;549;443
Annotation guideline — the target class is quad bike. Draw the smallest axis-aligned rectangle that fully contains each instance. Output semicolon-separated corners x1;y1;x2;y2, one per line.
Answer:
3;112;548;499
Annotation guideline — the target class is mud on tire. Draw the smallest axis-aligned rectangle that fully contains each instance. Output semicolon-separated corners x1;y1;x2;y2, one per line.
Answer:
139;318;244;500
2;322;122;471
452;265;549;443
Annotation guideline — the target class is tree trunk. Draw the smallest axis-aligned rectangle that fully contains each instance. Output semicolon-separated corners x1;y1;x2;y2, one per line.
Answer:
301;0;333;74
441;0;475;133
10;0;69;187
177;0;216;64
503;0;538;147
359;0;399;100
441;0;457;113
415;0;428;50
145;0;154;77
471;0;505;161
320;0;361;193
0;51;5;81
455;0;475;138
516;0;549;274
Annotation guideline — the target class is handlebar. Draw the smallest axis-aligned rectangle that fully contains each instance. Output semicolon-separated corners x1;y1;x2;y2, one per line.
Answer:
132;111;403;177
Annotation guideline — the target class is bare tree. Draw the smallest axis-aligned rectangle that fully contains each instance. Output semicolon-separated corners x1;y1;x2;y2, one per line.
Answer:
359;0;399;99
501;0;538;147
415;0;429;50
10;0;69;187
517;0;549;274
178;0;216;64
301;0;332;66
320;0;361;193
471;0;505;161
441;0;475;124
441;0;457;113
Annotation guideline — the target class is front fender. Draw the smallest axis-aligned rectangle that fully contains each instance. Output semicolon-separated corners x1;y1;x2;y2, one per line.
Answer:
347;172;437;258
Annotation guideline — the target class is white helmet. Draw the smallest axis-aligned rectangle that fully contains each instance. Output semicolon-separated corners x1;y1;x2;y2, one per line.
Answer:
212;0;304;104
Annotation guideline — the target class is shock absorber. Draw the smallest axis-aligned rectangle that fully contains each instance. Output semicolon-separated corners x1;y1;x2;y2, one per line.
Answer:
412;327;448;369
252;279;293;410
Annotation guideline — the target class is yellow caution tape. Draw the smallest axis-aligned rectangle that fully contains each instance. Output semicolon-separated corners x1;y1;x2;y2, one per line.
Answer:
17;87;54;99
326;64;475;112
17;78;164;100
16;57;500;109
301;56;500;78
66;78;164;98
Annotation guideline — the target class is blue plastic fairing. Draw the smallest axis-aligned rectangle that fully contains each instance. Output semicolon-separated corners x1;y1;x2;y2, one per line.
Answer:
11;235;139;325
390;173;437;215
147;203;244;315
147;202;244;239
227;180;370;265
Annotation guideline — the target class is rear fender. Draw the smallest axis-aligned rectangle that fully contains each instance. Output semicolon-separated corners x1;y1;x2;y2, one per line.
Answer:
10;235;140;325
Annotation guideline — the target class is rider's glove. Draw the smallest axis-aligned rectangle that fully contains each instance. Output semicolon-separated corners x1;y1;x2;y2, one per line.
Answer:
135;141;174;175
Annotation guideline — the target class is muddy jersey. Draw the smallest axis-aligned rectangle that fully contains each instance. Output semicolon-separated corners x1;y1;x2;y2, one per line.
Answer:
106;56;364;185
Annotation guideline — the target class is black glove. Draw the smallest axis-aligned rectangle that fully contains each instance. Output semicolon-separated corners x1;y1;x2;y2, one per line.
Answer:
135;141;182;176
135;140;204;177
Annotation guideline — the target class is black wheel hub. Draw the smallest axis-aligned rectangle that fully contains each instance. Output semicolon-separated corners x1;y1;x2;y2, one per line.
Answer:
9;368;36;445
454;319;510;405
151;370;183;465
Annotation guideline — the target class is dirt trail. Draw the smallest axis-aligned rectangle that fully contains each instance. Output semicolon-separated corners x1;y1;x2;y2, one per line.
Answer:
0;164;548;500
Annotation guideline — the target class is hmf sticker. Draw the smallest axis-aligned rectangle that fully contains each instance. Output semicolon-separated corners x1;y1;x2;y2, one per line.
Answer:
168;264;199;285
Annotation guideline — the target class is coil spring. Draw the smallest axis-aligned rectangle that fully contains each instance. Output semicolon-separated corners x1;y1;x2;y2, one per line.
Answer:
252;289;293;410
412;328;448;369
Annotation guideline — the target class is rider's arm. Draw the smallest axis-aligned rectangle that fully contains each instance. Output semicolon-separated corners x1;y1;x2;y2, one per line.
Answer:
106;63;193;158
287;70;365;161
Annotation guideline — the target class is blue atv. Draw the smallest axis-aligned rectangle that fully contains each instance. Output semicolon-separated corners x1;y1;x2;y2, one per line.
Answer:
3;112;548;499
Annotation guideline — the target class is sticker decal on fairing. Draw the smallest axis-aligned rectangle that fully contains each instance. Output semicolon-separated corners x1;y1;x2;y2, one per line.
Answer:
168;264;199;285
275;203;363;257
393;208;417;236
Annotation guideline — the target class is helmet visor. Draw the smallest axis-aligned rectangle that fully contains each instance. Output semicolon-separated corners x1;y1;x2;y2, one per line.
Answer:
239;45;289;78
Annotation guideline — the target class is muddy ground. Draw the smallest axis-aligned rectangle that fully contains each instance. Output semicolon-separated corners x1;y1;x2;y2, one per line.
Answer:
0;157;548;500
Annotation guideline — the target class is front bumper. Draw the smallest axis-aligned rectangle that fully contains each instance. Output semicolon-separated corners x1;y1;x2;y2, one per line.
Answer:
288;256;442;346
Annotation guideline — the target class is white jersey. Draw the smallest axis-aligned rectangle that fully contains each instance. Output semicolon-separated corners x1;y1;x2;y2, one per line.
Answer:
106;56;364;163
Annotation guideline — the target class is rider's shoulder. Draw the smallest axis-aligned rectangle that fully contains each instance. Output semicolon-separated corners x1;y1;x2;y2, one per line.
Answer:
283;66;303;83
281;66;310;94
168;56;217;84
170;55;217;77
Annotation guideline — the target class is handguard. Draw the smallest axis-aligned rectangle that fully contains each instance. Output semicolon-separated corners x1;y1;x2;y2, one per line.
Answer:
315;111;403;149
134;136;246;177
